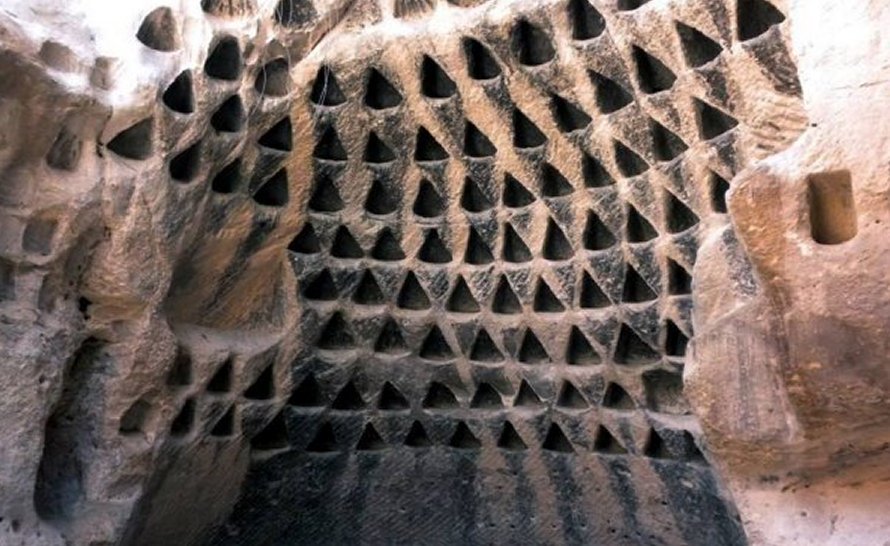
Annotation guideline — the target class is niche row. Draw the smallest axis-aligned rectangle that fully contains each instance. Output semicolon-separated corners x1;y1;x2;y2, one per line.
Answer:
302;264;689;311
308;103;736;167
288;374;680;414
251;414;704;464
309;311;686;365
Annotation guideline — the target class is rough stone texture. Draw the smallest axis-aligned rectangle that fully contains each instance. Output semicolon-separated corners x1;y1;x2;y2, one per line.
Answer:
686;1;890;544
0;0;861;544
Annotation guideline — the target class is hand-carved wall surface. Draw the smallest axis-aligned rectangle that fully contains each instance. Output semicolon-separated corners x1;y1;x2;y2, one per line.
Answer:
0;0;808;544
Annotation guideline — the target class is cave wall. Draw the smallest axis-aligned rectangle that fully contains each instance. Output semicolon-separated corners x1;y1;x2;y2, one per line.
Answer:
0;0;881;545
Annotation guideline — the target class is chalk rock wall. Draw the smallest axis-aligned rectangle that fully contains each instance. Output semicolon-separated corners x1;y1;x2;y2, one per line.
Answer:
0;0;839;544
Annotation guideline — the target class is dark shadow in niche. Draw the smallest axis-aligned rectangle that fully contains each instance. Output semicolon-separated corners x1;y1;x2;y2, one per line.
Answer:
255;58;291;97
514;380;544;407
419;325;453;360
447;276;480;313
541;163;574;197
580;272;609;308
593;426;626;454
614;324;660;365
470;383;504;408
463;37;501;80
503;174;535;208
356;424;386;451
210;406;235;437
626;205;658;243
737;0;785;41
583;209;616;250
397;272;431;310
557;380;588;409
513;108;547;149
807;170;857;245
464;122;497;158
162;70;195;113
308;174;344;213
449;422;481;449
551;94;591;133
414;179;445;217
274;0;318;26
331;381;365;410
497;422;527;450
589;70;633;114
461;176;493;212
567;326;599;365
119;398;151;436
633;46;676;94
542;423;575;453
169;140;201;182
211;159;241;194
533;279;565;312
668;259;692;295
464;227;494;265
252;411;289;450
313;126;348;161
309;66;346;106
375;318;408;354
664;320;689;357
569;0;605;40
665;191;699;233
676;22;722;67
543;218;573;261
512;20;555;66
404;421;432;447
244;364;275;400
602;383;635;410
503;224;532;263
613;141;649;177
423;382;459;409
258;117;293;152
492;275;521;315
418;230;452;264
421;55;456;98
695;99;738;140
210;95;245;133
518;328;549;364
288;374;327;407
107;118;153;160
204;36;241;80
616;0;651;11
304;269;338;301
321;232;361;271
364;132;396;164
352;270;384;305
470;328;504;362
710;172;730;213
137;7;180;51
371;229;405;261
252;169;288;207
206;358;233;393
288;224;321;254
378;382;409;410
365;68;403;109
651;120;688;162
365;179;398;215
622;264;657;303
415;127;448;162
166;346;192;386
170;398;195;437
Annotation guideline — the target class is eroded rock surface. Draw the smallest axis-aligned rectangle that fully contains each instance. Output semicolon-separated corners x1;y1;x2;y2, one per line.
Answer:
0;0;846;544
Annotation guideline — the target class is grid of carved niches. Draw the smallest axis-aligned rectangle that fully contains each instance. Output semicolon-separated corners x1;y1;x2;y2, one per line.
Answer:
277;0;794;458
100;6;297;210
